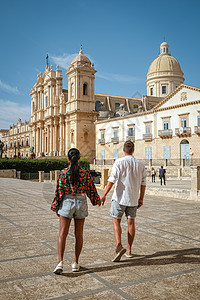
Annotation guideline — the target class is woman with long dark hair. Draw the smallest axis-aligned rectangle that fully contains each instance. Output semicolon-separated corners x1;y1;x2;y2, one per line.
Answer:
51;148;100;274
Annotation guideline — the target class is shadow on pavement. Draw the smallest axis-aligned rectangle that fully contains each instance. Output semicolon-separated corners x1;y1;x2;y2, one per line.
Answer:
61;248;200;278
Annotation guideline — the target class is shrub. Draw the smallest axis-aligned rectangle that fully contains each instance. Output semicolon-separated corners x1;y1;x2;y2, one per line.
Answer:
0;158;90;173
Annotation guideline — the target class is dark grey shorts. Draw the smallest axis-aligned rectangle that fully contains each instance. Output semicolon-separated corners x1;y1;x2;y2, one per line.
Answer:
58;194;88;219
111;200;137;219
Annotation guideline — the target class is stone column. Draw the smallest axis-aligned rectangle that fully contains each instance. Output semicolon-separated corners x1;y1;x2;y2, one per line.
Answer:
177;167;182;179
50;171;54;182
39;171;44;182
50;123;53;156
189;166;200;201
55;170;60;182
100;169;109;189
17;171;21;179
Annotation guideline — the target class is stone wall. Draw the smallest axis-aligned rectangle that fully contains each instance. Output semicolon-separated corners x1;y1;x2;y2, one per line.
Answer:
0;169;16;178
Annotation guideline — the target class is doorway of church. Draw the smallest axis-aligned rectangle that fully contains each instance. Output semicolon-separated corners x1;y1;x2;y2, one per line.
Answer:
180;139;190;166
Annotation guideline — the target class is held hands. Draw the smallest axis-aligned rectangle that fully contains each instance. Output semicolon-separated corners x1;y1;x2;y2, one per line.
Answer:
137;198;143;209
100;195;106;206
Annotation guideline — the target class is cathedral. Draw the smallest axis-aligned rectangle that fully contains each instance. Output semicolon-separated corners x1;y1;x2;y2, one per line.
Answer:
2;42;200;165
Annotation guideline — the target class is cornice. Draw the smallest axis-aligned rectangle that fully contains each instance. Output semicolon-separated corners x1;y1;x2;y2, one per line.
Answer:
155;100;200;112
153;84;200;109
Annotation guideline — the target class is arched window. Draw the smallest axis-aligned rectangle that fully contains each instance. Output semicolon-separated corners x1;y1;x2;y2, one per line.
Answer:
21;140;24;147
26;138;29;146
83;83;87;95
84;132;88;141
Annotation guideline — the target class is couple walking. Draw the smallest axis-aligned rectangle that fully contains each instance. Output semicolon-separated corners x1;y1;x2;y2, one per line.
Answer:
51;140;146;274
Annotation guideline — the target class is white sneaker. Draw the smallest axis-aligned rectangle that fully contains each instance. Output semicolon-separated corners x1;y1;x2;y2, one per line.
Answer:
53;261;63;275
72;261;80;272
112;245;126;262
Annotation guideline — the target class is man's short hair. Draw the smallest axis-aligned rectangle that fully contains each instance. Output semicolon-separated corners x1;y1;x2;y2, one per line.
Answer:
123;140;134;154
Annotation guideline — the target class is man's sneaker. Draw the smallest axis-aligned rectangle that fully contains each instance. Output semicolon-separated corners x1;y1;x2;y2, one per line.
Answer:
53;261;63;275
112;245;126;262
72;262;80;272
125;251;134;258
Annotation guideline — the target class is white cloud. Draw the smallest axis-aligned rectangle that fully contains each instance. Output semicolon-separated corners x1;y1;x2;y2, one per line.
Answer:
0;80;19;94
0;99;30;129
50;52;95;70
96;71;142;84
50;53;78;70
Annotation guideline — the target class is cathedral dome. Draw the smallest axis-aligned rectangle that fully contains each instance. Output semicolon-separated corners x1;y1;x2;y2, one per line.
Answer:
147;54;183;75
146;41;184;97
70;46;91;66
147;42;183;75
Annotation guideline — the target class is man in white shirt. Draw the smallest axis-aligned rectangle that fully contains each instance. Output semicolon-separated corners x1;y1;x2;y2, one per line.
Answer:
101;140;146;262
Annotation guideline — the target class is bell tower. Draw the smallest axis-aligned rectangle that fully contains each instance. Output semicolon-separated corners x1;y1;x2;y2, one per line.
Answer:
66;46;98;162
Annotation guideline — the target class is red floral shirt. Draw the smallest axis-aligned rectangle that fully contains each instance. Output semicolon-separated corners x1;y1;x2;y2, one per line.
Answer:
51;166;100;212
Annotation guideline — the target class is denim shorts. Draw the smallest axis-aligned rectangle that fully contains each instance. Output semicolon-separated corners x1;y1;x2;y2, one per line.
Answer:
111;200;137;219
58;194;88;219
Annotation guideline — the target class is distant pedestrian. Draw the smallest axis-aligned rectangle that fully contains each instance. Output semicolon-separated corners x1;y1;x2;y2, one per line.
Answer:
51;148;101;274
151;167;156;182
159;166;166;185
101;141;146;261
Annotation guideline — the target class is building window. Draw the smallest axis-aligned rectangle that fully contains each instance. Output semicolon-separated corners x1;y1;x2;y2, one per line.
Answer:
46;96;48;108
163;120;169;130
14;141;16;147
83;83;87;95
150;87;153;95
71;83;75;97
18;128;19;133
95;101;101;112
128;127;135;137
101;149;105;160
113;129;118;138
145;147;152;159
163;146;171;159
133;104;138;113
26;153;28;157
197;116;200;126
162;86;166;94
26;139;29;146
113;149;118;160
10;142;12;148
84;132;88;141
21;140;24;147
6;144;7;150
21;153;23;157
101;131;105;140
115;103;120;112
181;117;187;128
146;124;151;137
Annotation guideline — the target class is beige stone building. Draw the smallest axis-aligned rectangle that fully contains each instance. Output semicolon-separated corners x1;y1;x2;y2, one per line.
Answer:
2;120;30;158
2;42;200;165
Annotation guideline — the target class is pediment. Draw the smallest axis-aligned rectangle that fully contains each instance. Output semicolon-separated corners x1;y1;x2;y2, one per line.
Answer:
154;84;200;110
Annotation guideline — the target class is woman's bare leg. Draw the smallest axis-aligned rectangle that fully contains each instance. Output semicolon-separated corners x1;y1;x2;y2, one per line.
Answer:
57;216;71;263
74;218;85;263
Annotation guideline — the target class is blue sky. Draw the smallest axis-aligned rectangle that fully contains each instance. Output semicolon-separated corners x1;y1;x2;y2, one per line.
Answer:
0;0;199;128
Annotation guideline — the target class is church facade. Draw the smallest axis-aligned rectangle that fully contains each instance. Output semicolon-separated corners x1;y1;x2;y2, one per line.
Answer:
2;42;200;165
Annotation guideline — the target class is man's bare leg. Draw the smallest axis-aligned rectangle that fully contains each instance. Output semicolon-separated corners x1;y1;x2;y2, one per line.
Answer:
112;217;122;250
126;218;135;253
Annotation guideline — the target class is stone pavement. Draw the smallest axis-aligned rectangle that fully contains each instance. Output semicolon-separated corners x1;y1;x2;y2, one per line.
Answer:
0;178;200;300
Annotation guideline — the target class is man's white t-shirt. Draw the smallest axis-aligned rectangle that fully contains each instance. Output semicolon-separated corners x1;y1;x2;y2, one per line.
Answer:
108;155;146;206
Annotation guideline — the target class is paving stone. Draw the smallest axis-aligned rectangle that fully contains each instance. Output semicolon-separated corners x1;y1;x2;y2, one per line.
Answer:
0;178;199;299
